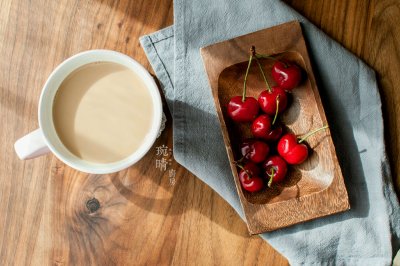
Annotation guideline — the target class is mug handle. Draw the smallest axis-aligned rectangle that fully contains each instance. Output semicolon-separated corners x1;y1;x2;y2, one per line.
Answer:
14;128;51;160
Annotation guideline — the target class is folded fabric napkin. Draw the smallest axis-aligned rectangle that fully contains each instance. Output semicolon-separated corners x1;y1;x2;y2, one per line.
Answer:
140;0;400;264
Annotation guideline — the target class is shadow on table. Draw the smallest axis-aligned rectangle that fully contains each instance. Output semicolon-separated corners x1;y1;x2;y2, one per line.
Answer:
109;101;254;238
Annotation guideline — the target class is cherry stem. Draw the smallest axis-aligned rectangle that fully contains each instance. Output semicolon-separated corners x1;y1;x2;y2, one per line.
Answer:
298;125;329;143
242;48;254;102
235;150;250;164
272;95;280;125
252;47;272;92
267;168;275;187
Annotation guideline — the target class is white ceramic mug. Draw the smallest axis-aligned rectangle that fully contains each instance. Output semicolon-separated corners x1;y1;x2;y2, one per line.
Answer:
14;50;163;174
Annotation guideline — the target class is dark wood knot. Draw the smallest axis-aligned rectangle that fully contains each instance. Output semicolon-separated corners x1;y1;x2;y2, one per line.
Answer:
86;198;100;213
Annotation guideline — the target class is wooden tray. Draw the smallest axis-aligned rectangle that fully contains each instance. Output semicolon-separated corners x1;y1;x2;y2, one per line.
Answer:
200;21;350;234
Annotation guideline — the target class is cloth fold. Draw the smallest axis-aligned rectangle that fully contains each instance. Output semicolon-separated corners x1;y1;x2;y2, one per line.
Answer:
140;0;400;264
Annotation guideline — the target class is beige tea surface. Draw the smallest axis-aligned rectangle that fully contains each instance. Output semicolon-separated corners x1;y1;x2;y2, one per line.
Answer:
53;62;153;163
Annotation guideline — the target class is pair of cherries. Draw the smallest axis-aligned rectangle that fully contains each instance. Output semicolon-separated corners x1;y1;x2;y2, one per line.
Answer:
250;114;325;166
227;46;302;123
238;158;287;192
238;140;288;192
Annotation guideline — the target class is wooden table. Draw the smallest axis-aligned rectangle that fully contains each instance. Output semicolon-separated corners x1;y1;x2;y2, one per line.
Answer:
1;0;398;265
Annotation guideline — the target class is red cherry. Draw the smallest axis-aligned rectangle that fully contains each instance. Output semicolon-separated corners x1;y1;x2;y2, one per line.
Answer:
263;125;283;142
238;163;263;192
251;114;272;139
262;155;288;186
227;96;259;122
240;139;270;163
242;162;261;176
258;86;288;115
227;47;261;123
271;61;302;91
277;133;308;164
277;126;329;164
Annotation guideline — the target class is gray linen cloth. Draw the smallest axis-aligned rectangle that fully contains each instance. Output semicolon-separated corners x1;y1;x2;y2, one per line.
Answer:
140;0;400;264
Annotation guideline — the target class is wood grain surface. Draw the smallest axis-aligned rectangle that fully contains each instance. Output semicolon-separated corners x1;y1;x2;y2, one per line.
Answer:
0;0;399;265
201;21;349;234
